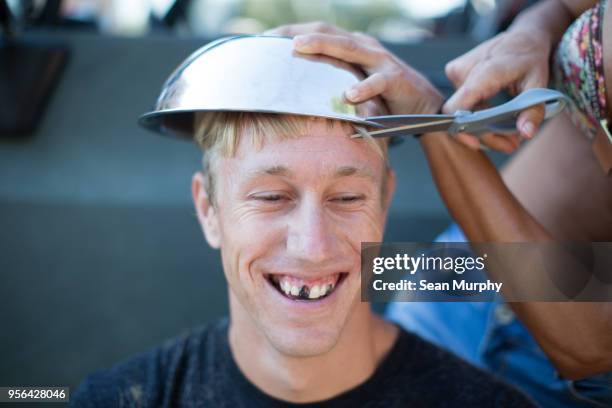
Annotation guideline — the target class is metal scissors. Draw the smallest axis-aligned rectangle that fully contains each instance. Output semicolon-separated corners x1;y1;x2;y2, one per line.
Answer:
352;88;571;139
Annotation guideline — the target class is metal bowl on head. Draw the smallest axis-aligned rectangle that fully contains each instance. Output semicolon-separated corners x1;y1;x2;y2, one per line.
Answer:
138;35;389;140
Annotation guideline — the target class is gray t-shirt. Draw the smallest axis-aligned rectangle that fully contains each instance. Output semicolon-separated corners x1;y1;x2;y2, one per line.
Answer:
71;318;535;407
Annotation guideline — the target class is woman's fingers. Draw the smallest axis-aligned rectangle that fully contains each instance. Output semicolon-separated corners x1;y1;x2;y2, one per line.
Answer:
274;25;441;115
455;133;481;150
443;60;511;113
345;73;387;103
293;33;382;68
445;39;495;88
351;31;382;47
514;70;548;138
480;133;519;153
516;104;546;139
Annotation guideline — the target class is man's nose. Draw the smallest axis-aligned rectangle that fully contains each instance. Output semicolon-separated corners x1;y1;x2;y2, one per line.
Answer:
286;198;338;264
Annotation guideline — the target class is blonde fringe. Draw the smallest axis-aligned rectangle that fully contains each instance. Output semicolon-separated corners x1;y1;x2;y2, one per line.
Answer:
194;111;388;159
193;111;390;206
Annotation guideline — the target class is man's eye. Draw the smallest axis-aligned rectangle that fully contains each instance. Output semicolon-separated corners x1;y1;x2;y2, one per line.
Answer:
332;195;364;203
254;194;286;202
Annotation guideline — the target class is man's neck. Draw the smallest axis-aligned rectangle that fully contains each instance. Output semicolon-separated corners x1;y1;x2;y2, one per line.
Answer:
227;296;398;403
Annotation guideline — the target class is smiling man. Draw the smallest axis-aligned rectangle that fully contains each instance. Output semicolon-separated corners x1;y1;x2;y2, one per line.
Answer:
71;37;533;407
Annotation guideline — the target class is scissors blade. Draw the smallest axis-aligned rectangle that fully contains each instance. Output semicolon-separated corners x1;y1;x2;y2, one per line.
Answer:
351;115;456;138
365;114;456;127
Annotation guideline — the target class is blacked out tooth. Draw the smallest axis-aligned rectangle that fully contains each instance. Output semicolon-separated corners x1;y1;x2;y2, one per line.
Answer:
299;286;309;299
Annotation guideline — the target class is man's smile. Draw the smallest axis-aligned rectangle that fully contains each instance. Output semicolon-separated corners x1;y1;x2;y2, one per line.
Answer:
265;272;349;301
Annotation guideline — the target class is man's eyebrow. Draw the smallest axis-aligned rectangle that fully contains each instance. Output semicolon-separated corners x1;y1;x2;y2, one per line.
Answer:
250;165;292;177
334;165;377;181
247;165;376;180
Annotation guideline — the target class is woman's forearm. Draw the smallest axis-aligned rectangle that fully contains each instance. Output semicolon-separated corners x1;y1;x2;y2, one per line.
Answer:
419;132;551;242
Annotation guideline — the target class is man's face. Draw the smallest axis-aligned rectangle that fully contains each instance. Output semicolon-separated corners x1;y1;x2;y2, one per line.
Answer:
193;120;394;357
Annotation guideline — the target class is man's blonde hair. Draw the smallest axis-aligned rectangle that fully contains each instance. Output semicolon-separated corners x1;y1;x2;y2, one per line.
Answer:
193;111;390;206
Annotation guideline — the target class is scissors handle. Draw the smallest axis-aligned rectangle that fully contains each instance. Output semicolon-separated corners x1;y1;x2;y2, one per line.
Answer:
450;88;571;135
358;88;571;139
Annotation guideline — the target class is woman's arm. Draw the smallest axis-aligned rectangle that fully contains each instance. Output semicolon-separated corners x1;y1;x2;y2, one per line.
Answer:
420;130;612;380
419;134;548;242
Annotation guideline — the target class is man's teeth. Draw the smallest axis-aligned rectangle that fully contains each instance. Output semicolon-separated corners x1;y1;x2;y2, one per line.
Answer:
277;278;335;300
309;285;320;299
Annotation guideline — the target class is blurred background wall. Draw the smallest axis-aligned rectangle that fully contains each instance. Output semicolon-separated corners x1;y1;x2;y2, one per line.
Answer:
0;0;520;392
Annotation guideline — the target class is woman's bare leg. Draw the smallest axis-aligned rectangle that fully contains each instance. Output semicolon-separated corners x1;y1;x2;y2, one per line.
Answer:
502;111;612;241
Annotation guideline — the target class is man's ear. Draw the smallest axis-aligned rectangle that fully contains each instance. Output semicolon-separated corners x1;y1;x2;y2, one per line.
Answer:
192;171;221;249
383;167;396;214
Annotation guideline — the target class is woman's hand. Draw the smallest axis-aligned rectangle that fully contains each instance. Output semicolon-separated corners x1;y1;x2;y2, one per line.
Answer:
266;22;444;117
443;27;552;152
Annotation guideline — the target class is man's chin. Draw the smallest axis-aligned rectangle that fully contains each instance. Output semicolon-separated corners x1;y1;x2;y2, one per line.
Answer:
234;272;362;357
263;324;342;358
256;281;357;357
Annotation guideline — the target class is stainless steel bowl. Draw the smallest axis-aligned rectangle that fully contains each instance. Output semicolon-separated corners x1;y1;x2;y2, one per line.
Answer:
138;35;388;140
